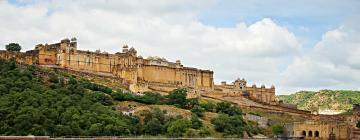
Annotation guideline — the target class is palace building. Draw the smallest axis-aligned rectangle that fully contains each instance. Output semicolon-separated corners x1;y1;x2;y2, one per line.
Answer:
0;38;276;104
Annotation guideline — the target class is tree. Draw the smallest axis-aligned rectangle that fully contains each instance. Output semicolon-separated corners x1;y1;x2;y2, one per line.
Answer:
88;123;103;136
216;102;242;116
190;114;202;129
199;127;211;137
144;118;163;135
211;114;231;132
140;92;165;104
191;105;205;117
211;114;245;137
167;88;187;108
200;101;216;112
186;98;199;109
166;118;191;137
5;43;21;52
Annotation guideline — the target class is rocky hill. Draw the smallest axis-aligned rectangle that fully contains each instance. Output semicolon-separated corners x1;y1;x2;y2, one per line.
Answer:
277;90;360;112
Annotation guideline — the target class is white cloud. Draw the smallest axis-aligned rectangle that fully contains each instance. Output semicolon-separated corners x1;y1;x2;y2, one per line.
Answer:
0;0;328;94
281;19;360;93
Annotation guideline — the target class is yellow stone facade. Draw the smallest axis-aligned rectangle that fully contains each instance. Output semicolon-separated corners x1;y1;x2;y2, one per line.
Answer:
292;121;350;140
0;38;275;103
214;78;276;105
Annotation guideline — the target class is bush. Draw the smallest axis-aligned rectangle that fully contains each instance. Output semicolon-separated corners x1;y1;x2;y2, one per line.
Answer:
186;98;200;109
185;128;200;138
166;118;191;137
144;118;163;135
139;92;165;104
211;114;245;137
167;88;187;108
216;102;242;116
270;124;284;135
200;101;216;112
199;126;211;137
191;105;205;117
191;114;202;129
80;80;112;94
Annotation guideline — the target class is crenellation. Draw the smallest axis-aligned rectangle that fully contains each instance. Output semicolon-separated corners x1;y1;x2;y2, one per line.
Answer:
214;78;276;104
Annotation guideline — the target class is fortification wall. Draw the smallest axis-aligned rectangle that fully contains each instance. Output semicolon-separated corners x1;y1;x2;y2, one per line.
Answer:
0;38;215;95
214;79;276;105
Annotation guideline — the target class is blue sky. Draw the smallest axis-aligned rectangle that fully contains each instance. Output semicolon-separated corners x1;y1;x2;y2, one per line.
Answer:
197;0;359;48
1;0;360;94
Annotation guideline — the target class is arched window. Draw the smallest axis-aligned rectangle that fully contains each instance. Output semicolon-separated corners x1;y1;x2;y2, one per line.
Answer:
308;131;313;137
302;131;306;137
315;131;319;137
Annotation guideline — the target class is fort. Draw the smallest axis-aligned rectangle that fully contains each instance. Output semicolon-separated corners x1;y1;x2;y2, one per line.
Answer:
2;38;359;139
0;38;275;104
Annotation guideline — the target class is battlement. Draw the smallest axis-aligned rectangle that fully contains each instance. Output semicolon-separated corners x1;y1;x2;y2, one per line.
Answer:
0;38;215;95
215;78;276;104
0;38;275;103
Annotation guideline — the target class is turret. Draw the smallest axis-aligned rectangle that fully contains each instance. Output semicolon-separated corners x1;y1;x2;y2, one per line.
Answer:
122;45;129;53
128;47;137;56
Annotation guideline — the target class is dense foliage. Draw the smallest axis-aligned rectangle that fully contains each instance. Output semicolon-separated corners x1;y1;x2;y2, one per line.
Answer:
0;59;138;136
0;59;263;138
278;90;360;111
139;107;208;137
5;43;21;52
211;114;246;137
209;101;252;137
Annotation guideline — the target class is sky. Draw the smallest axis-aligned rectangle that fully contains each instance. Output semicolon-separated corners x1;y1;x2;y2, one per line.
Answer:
1;0;360;94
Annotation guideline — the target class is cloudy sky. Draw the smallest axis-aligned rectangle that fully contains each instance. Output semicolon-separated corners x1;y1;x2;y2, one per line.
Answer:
1;0;360;94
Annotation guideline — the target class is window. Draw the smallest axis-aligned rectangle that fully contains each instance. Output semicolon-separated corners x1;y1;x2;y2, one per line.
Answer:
315;131;319;137
308;131;313;137
302;131;306;137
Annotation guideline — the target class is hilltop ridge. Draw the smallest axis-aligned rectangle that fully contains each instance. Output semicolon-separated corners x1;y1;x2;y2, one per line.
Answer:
277;90;360;112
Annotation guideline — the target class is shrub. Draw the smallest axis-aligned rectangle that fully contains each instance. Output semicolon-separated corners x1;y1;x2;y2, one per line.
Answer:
166;118;191;137
270;124;284;135
167;88;187;108
191;105;205;117
211;114;245;137
216;102;242;116
139;92;165;104
200;101;216;112
190;114;202;129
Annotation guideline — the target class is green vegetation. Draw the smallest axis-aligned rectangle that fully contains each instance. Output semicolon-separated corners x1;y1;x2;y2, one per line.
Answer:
211;114;245;137
215;102;242;116
5;43;21;52
0;59;136;136
0;59;268;138
278;90;360;111
270;124;283;135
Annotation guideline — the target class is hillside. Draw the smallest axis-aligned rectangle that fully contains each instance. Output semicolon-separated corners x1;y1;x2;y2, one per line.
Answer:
0;59;277;138
277;90;360;112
